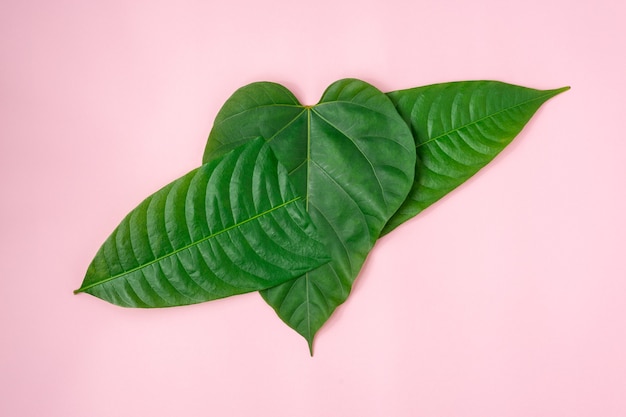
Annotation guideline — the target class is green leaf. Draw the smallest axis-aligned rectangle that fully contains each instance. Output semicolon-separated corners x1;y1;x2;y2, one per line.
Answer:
382;81;569;234
203;79;416;352
75;137;331;308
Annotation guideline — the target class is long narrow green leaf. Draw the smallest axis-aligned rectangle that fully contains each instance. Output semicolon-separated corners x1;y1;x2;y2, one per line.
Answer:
382;81;569;234
204;79;416;352
76;137;330;308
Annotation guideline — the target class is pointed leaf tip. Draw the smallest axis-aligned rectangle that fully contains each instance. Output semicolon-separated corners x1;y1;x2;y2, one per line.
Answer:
78;137;331;308
382;80;570;234
549;85;571;97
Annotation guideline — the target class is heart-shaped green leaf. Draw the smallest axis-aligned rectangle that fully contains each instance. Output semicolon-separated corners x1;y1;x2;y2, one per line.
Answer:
203;79;416;352
382;81;569;234
75;137;331;308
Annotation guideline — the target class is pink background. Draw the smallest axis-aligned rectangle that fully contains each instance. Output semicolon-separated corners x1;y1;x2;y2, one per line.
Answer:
2;0;625;416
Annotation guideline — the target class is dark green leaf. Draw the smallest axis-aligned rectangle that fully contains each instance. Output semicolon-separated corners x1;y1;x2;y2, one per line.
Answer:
382;81;569;234
203;79;416;352
75;137;330;308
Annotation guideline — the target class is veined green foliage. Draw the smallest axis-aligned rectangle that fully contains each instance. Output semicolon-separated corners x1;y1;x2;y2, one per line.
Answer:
203;79;416;352
76;138;330;308
80;77;567;355
383;81;569;234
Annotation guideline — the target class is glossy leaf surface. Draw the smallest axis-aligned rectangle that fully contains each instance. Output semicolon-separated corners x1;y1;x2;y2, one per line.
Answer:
382;81;569;234
75;138;330;308
203;79;416;351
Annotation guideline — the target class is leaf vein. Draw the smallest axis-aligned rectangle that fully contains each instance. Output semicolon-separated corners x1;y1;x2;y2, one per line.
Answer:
76;197;302;292
311;110;389;208
416;91;559;149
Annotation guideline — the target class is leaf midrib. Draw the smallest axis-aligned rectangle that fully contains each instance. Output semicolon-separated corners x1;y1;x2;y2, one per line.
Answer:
305;107;312;349
269;100;396;350
75;196;302;293
415;90;560;149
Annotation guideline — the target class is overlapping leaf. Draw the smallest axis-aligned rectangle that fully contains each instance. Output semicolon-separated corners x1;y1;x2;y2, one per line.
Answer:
75;137;330;308
382;81;569;234
203;79;416;351
78;77;568;355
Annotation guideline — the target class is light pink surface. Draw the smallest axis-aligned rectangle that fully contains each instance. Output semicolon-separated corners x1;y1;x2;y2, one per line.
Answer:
2;0;625;416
